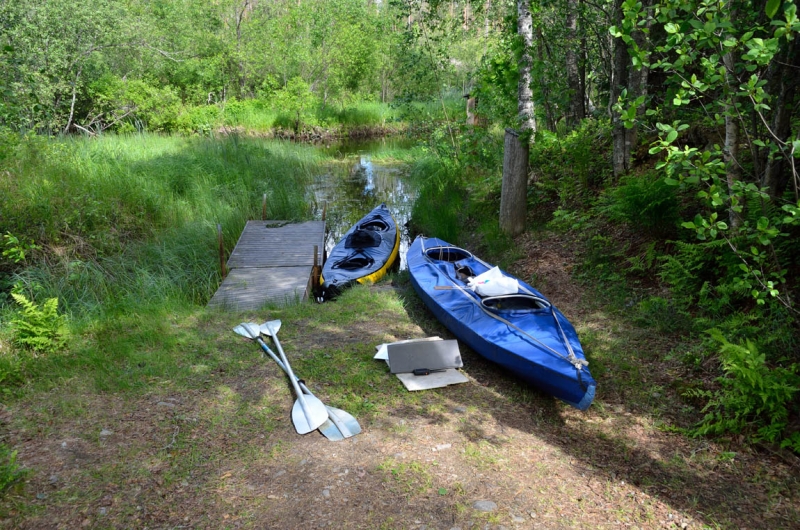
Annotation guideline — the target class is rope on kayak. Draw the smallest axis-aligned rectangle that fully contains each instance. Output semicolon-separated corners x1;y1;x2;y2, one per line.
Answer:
420;237;589;373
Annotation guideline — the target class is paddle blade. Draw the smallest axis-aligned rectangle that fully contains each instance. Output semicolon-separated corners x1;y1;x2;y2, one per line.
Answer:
325;406;361;438
291;394;329;435
316;419;345;441
259;320;282;336
233;323;260;340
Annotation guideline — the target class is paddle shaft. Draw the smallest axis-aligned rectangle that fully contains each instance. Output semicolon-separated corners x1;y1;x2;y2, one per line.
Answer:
263;324;314;419
255;337;316;398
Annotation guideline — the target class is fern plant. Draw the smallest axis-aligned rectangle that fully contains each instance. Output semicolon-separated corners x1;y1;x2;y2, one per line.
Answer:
0;444;24;493
686;329;800;452
11;293;66;353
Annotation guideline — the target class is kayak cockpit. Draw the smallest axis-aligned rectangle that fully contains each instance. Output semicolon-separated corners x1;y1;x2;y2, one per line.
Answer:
424;246;472;262
360;217;390;232
481;294;551;312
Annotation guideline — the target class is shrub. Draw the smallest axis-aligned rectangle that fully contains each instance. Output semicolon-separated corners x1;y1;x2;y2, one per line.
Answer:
686;329;800;452
10;293;66;353
0;444;24;493
634;296;691;334
529;119;612;206
87;75;186;133
602;173;680;236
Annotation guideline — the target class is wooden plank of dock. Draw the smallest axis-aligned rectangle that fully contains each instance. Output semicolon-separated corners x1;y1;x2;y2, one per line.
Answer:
208;220;325;310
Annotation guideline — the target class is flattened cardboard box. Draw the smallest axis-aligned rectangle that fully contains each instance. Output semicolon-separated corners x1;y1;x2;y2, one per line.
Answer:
387;339;463;374
374;338;468;391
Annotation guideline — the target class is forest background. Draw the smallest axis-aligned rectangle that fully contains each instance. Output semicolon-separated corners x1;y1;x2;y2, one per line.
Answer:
0;0;799;499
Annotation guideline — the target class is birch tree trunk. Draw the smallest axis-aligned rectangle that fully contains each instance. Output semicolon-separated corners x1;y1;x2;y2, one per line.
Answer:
566;0;584;128
499;0;535;236
610;0;630;178
516;1;536;133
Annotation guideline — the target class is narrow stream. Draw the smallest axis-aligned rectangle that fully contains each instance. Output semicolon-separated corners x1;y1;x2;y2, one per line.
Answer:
311;137;418;270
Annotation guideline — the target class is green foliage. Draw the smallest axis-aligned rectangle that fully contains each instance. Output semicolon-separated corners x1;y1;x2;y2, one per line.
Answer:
473;35;519;128
2;233;38;264
529;120;612;206
87;75;190;134
614;0;800;310
408;162;467;244
270;77;319;134
0;443;25;493
686;330;800;451
633;296;691;334
658;238;748;315
10;293;66;353
601;174;680;236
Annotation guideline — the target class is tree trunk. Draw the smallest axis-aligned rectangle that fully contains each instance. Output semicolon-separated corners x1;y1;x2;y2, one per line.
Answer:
64;66;83;134
566;0;584;128
610;0;629;178
624;21;649;172
763;37;800;200
516;1;535;133
536;30;557;131
723;51;743;229
500;1;535;237
500;129;529;236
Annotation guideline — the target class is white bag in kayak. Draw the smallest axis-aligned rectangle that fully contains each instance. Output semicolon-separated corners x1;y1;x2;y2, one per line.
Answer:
467;266;519;297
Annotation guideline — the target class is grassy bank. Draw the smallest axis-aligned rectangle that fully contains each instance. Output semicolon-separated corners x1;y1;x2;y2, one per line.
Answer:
1;133;324;317
1;126;798;528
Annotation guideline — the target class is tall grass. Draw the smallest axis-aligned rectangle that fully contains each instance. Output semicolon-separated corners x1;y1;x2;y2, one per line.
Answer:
0;133;323;318
208;99;402;133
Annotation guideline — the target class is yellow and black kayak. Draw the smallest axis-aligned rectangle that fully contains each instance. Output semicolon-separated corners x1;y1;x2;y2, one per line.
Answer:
318;203;400;300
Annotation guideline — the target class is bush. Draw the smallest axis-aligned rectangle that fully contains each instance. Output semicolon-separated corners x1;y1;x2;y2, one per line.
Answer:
182;104;222;134
634;296;692;334
87;75;186;133
529;119;612;207
10;293;66;353
602;173;680;237
686;329;800;452
0;443;24;494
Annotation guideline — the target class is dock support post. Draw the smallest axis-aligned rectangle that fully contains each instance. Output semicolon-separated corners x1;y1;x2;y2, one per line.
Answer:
309;244;322;300
217;223;227;279
262;194;267;220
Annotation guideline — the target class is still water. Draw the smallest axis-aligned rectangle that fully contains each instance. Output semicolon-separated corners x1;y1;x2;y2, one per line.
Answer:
311;137;418;270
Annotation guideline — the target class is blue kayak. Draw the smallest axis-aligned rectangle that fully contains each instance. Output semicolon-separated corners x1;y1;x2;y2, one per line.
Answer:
407;236;596;410
318;203;400;300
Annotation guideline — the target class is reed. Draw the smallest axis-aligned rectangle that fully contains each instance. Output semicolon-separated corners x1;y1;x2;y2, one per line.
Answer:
0;133;323;318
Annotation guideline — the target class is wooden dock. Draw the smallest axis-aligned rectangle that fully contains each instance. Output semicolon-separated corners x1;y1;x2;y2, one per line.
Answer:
208;220;326;310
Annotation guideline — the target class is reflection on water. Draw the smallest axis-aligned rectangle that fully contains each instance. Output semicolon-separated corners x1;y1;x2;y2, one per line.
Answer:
311;151;417;270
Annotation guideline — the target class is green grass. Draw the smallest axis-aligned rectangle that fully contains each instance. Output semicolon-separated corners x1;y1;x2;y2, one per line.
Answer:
0;133;324;318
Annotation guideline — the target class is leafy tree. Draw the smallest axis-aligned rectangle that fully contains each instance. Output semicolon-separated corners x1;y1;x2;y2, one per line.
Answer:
271;77;319;135
2;0;132;132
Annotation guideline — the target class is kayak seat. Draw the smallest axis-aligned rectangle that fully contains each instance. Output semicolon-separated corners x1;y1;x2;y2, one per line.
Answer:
481;294;551;312
331;251;375;271
345;229;381;248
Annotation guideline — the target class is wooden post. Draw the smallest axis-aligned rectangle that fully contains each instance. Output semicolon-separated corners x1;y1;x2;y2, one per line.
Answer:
309;244;321;298
499;128;528;237
262;193;267;220
321;202;327;222
217;223;227;279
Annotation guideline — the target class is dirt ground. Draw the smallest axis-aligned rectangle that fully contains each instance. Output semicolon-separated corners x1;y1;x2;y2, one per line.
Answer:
2;230;799;529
